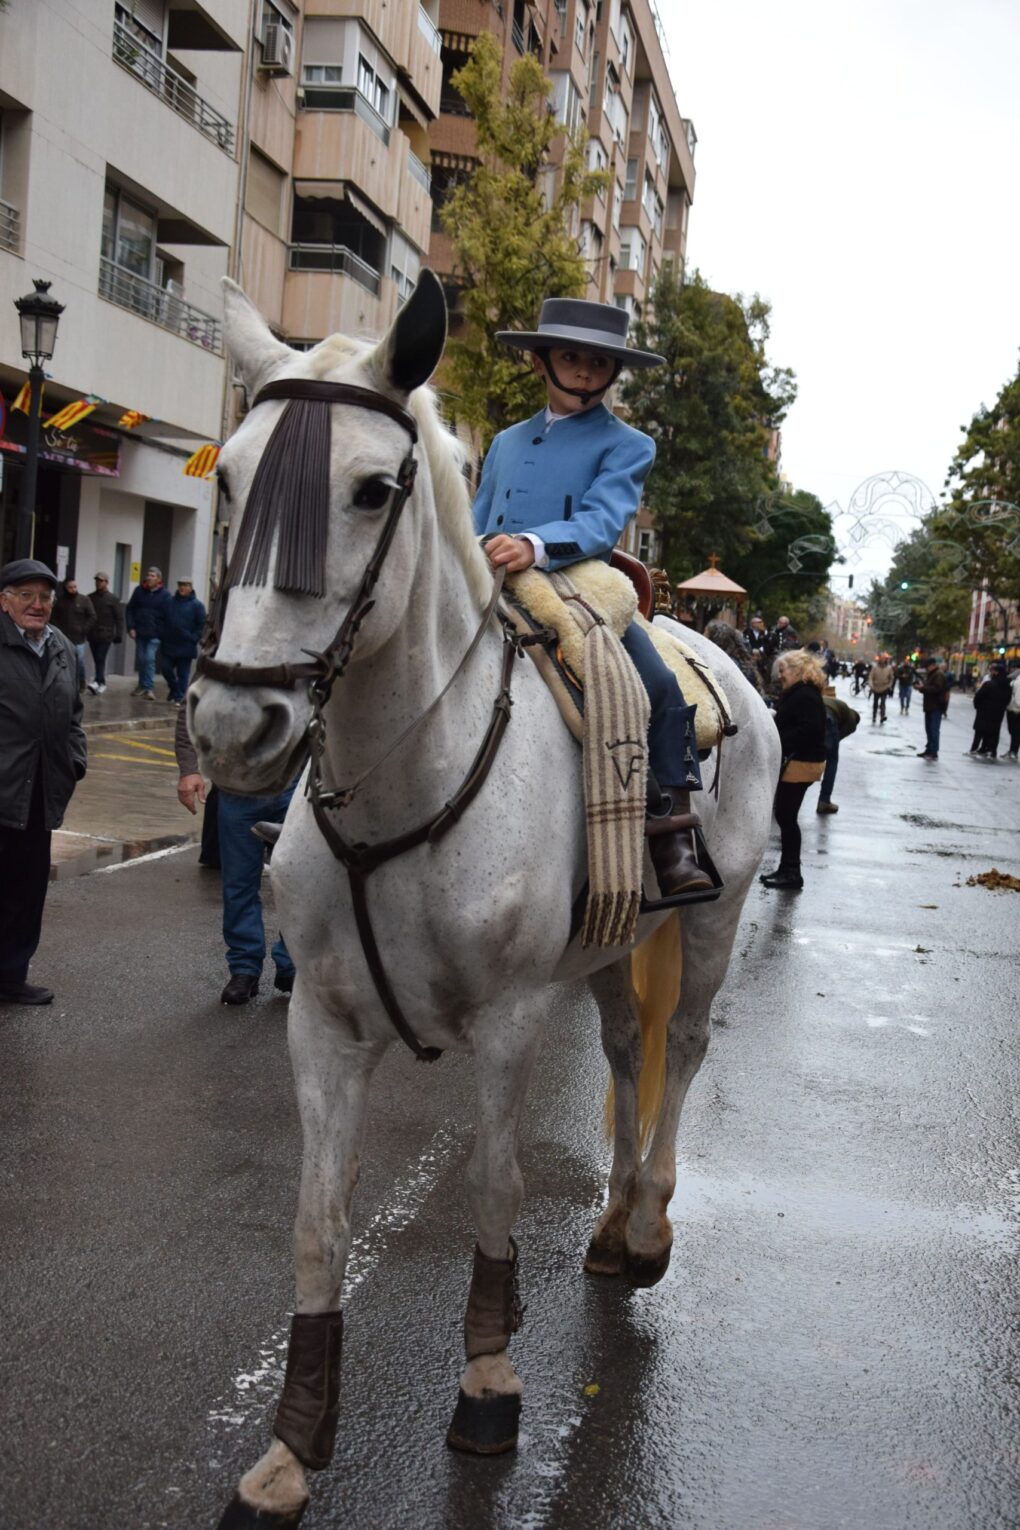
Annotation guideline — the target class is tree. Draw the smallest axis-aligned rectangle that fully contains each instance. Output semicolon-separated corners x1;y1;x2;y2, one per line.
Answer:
439;32;607;450
621;266;800;585
741;489;837;631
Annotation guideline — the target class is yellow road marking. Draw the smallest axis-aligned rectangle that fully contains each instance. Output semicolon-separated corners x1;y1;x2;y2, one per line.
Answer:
102;733;176;757
93;752;177;767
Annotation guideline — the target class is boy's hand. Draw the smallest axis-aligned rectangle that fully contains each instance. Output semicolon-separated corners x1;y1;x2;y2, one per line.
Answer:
485;535;536;572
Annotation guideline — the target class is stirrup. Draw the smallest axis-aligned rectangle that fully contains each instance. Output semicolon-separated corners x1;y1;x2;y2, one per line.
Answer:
640;823;725;912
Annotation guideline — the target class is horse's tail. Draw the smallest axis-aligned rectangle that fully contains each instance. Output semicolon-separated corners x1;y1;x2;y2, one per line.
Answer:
604;912;683;1150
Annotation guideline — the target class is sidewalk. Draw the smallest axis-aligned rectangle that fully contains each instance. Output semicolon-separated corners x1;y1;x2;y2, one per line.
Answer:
54;676;204;878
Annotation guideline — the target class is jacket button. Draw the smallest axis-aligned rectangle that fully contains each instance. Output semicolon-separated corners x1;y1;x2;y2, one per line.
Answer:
532;436;543;445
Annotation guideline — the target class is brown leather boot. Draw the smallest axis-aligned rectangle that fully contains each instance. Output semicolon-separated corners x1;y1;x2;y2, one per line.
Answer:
646;788;714;897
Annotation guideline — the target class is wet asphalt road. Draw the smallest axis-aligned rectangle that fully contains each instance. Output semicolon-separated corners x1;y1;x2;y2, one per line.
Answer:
1;685;1018;1530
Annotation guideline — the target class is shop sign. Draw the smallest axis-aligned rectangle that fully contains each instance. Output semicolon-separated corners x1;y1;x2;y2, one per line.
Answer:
0;404;121;476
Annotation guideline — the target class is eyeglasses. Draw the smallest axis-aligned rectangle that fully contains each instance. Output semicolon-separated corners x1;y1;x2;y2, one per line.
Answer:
6;588;55;605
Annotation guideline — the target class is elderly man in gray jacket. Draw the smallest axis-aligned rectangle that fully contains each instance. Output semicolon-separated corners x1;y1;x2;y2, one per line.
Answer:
0;558;87;1005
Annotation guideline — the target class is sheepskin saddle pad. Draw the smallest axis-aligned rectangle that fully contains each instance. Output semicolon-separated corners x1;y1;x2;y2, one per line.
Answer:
503;559;730;750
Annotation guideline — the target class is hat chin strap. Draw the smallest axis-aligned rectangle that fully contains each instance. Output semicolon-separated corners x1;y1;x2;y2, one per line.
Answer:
541;354;623;407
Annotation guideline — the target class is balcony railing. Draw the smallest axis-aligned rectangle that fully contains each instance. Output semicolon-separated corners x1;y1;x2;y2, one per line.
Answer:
417;6;442;53
99;257;222;351
0;198;20;255
439;92;472;118
407;151;431;193
511;18;525;53
297;85;390;145
112;21;235;155
288;244;381;296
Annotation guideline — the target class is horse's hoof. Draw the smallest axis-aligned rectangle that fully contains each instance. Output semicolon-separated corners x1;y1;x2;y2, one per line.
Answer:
624;1245;673;1287
446;1388;521;1455
217;1493;307;1528
583;1239;624;1277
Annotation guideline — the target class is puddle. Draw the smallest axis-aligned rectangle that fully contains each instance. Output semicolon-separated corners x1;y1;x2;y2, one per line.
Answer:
50;833;195;879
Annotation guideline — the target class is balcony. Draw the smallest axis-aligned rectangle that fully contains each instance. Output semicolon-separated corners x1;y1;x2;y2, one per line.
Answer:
297;85;390;146
288;245;381;296
0;198;20;255
418;7;442;54
98;257;222;351
112;21;235;156
407;150;431;193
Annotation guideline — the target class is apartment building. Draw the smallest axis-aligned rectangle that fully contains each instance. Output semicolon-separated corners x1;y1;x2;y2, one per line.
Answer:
430;0;696;563
0;0;246;652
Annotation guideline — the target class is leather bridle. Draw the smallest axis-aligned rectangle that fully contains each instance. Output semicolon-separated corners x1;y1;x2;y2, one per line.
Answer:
193;377;547;1062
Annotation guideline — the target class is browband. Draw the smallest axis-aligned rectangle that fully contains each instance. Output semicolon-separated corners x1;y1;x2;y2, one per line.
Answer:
252;379;418;443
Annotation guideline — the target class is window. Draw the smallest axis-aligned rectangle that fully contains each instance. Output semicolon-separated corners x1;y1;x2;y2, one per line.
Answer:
642;169;655;220
260;0;294;41
588;138;608;195
612;179;623;230
303;64;342;84
618;9;634;73
103;185;156;278
552;73;583;138
575;0;589;55
245;146;286;237
603;62;626;147
624;157;637;201
619;226;644;273
358;55;390;122
390;229;422;303
115;0;164;56
637;528;656;563
653;193;664;239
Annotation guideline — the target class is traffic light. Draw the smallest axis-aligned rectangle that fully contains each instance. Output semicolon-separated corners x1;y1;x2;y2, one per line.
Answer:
900;580;910;590
847;574;854;589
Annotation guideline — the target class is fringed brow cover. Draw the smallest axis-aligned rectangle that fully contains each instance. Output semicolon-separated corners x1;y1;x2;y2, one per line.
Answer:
226;398;331;598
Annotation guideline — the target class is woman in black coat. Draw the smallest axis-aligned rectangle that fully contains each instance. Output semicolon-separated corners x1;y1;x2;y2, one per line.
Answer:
970;663;1011;758
760;649;827;890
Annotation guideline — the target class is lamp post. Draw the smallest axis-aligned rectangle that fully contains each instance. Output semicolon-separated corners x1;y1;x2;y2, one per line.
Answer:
13;279;64;559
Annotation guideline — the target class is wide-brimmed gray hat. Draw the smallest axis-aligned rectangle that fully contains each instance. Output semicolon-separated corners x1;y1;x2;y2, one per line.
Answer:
496;298;665;369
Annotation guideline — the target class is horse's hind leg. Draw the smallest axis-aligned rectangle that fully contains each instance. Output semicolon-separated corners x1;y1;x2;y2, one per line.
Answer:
447;1004;541;1456
584;957;643;1276
218;990;384;1529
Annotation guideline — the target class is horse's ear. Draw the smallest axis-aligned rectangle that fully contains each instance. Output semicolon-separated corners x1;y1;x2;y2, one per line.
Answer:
373;269;447;395
222;278;292;395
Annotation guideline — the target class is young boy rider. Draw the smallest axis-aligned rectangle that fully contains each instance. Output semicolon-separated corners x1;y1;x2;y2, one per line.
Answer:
472;297;714;901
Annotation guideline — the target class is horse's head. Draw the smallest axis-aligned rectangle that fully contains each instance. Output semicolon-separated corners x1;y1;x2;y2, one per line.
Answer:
189;271;452;795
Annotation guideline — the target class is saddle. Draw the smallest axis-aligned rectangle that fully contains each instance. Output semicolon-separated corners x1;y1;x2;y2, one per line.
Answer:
502;552;732;754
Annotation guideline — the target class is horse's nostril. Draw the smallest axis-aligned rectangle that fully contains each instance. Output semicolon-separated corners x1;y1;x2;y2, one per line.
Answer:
244;703;291;763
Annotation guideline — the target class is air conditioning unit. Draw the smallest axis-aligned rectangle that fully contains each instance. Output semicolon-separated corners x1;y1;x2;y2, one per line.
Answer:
260;22;293;74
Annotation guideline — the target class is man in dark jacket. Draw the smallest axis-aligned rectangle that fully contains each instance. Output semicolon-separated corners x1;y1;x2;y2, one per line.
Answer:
0;559;87;1005
86;571;124;694
51;577;96;692
915;657;948;760
126;566;172;700
158;578;207;704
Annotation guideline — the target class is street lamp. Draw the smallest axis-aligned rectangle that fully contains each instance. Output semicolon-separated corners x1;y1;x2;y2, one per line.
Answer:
13;279;65;559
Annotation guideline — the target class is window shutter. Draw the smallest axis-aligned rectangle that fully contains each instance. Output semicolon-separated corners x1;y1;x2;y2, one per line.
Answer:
129;0;167;41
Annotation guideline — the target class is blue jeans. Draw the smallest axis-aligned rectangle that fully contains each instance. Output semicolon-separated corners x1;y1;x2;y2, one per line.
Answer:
161;653;192;702
898;681;912;711
924;709;943;756
218;785;295;978
135;636;159;691
820;712;840;801
621;621;702;790
73;643;87;689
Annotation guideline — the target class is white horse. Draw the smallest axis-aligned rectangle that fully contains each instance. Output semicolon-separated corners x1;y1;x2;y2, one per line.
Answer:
193;273;779;1528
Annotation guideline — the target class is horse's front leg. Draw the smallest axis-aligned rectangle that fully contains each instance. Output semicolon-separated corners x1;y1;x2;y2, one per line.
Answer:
219;986;384;1529
447;1004;541;1457
584;957;643;1276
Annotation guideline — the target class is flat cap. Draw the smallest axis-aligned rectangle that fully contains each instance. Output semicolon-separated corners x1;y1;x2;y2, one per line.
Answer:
1;558;58;589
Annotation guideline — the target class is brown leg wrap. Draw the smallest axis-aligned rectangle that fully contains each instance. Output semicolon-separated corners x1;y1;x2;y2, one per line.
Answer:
272;1310;343;1471
464;1237;524;1360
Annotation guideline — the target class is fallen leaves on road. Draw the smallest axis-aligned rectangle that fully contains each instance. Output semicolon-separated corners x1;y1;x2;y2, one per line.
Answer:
966;869;1020;892
583;1383;600;1397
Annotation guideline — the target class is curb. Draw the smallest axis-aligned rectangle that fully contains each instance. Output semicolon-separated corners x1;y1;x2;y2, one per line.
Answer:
51;830;199;880
83;711;180;737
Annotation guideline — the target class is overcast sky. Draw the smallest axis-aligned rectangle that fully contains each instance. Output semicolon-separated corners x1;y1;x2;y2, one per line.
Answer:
661;0;1020;588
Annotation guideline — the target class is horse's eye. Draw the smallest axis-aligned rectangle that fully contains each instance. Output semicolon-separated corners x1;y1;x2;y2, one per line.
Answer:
352;477;396;512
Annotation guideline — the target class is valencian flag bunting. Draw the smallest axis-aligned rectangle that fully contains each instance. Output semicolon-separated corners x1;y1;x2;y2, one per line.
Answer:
47;396;102;431
184;443;221;478
12;381;35;413
118;409;151;430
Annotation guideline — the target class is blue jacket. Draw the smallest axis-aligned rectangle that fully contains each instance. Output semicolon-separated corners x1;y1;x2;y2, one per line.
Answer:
158;590;207;658
472;405;656;571
126;582;172;641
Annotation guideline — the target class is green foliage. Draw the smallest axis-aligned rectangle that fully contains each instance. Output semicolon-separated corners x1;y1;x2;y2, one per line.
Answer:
438;32;608;450
621;266;811;599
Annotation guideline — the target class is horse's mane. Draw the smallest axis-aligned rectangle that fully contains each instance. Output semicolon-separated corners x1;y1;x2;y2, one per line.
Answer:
305;333;492;610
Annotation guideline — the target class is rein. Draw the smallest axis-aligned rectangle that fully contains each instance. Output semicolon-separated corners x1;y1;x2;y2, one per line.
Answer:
194;377;542;1063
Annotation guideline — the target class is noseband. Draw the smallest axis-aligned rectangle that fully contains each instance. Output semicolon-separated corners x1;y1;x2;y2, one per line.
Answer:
194;378;420;695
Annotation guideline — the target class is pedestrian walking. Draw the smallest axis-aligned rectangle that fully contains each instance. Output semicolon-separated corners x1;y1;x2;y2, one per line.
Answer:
85;572;124;693
817;692;860;814
852;658;869;695
158;578;207;704
869;653;894;723
895;656;916;713
175;707;295;1005
125;566;171;700
50;577;96;692
760;649;827;891
969;661;1011;759
915;657;948;759
0;559;88;1005
1007;663;1020;761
